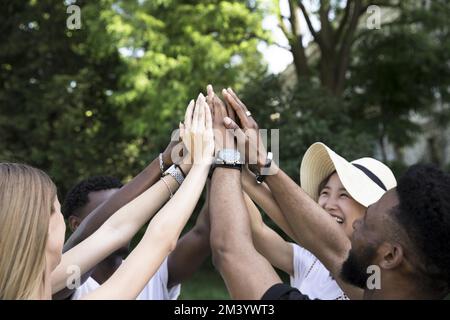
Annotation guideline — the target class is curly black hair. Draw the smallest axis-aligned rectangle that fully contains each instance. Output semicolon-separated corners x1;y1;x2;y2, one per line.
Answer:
62;176;123;219
393;164;450;294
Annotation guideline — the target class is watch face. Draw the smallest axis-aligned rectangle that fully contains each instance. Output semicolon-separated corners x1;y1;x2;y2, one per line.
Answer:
217;149;241;164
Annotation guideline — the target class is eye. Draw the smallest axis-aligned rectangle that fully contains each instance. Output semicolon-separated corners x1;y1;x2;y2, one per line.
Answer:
339;193;349;198
319;190;329;196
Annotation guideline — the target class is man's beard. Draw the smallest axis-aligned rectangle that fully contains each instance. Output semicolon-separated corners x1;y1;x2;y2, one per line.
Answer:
340;245;377;289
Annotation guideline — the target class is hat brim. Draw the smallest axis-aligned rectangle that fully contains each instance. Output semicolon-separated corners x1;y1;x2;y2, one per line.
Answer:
300;143;386;207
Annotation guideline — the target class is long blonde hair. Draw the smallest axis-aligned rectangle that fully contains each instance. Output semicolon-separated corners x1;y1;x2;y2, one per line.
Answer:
0;163;57;299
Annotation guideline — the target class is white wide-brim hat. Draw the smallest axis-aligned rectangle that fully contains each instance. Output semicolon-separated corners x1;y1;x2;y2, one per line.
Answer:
300;142;397;207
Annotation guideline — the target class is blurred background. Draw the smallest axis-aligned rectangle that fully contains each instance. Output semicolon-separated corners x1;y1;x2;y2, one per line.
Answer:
1;0;449;299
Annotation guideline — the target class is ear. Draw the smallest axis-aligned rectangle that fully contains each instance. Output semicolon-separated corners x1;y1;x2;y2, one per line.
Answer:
378;242;404;270
68;216;81;232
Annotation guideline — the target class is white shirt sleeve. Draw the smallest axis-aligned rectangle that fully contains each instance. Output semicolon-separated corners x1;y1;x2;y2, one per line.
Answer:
71;258;182;300
70;277;100;300
289;243;317;290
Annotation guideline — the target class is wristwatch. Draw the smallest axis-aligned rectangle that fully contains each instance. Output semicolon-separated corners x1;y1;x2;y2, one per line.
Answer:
163;164;185;185
214;149;243;171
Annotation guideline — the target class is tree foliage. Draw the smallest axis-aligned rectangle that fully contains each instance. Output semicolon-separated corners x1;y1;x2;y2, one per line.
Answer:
0;0;267;194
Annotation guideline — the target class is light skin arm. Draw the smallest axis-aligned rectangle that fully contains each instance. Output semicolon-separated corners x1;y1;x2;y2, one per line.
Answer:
53;140;181;300
82;92;215;299
62;139;180;253
243;192;294;276
166;194;210;288
51;170;186;293
52;101;196;294
82;164;210;299
223;88;363;299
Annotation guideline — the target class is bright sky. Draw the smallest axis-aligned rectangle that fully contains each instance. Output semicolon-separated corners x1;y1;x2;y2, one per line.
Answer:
258;0;319;74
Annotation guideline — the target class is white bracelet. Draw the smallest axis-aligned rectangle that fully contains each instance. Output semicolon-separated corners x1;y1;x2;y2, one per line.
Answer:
163;164;185;185
159;153;165;176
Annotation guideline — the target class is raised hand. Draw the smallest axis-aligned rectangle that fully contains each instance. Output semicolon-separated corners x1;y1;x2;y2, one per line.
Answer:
222;88;268;169
205;84;236;153
162;130;184;168
181;93;214;165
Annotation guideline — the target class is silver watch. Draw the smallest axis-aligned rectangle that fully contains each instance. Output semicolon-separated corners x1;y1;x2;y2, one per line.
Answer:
163;164;185;185
215;149;242;165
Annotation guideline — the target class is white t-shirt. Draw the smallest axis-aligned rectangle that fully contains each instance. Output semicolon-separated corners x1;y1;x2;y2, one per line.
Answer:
289;243;348;300
71;257;181;300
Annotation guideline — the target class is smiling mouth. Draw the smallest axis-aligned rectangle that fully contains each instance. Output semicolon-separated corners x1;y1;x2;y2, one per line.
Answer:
330;214;344;224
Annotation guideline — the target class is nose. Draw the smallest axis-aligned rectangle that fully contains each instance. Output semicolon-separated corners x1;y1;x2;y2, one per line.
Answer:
323;196;338;213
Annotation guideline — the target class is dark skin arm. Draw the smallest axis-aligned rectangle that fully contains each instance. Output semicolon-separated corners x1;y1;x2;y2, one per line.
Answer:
166;183;211;288
53;139;180;300
210;168;282;300
208;85;281;299
223;88;363;299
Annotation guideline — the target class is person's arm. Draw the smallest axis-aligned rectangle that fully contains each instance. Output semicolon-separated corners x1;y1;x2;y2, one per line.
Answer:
52;139;180;300
207;86;281;300
243;193;294;276
264;167;366;299
81;92;214;299
241;167;298;242
82;164;210;299
222;88;363;299
51;168;187;293
63;138;180;252
210;168;282;300
166;195;210;288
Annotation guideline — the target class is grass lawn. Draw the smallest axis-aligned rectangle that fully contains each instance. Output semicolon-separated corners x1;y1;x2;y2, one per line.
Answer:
179;263;230;300
178;260;290;300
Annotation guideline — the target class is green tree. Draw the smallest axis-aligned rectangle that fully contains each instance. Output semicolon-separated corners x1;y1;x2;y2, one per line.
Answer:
348;0;450;164
241;74;373;181
275;0;399;96
0;0;268;195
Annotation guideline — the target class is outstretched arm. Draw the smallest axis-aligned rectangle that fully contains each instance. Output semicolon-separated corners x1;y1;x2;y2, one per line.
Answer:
223;88;362;299
166;195;210;288
53;138;180;299
81;92;215;299
242;167;297;242
243;193;294;276
51;168;186;293
208;86;281;300
83;164;210;299
63;138;180;253
210;168;282;300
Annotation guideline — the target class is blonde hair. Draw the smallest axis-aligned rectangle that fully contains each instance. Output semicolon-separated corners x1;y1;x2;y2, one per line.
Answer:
0;163;57;299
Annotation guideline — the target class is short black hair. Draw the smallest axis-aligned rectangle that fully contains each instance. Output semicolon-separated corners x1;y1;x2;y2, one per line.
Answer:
393;164;450;293
62;176;123;219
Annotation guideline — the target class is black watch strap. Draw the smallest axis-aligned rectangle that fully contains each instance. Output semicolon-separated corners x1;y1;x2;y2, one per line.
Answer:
255;152;273;184
209;163;243;179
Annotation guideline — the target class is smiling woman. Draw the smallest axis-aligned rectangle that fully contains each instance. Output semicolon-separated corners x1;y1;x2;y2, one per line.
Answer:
242;141;397;300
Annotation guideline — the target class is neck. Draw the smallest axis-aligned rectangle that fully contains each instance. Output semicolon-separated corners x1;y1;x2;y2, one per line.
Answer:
364;272;441;300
